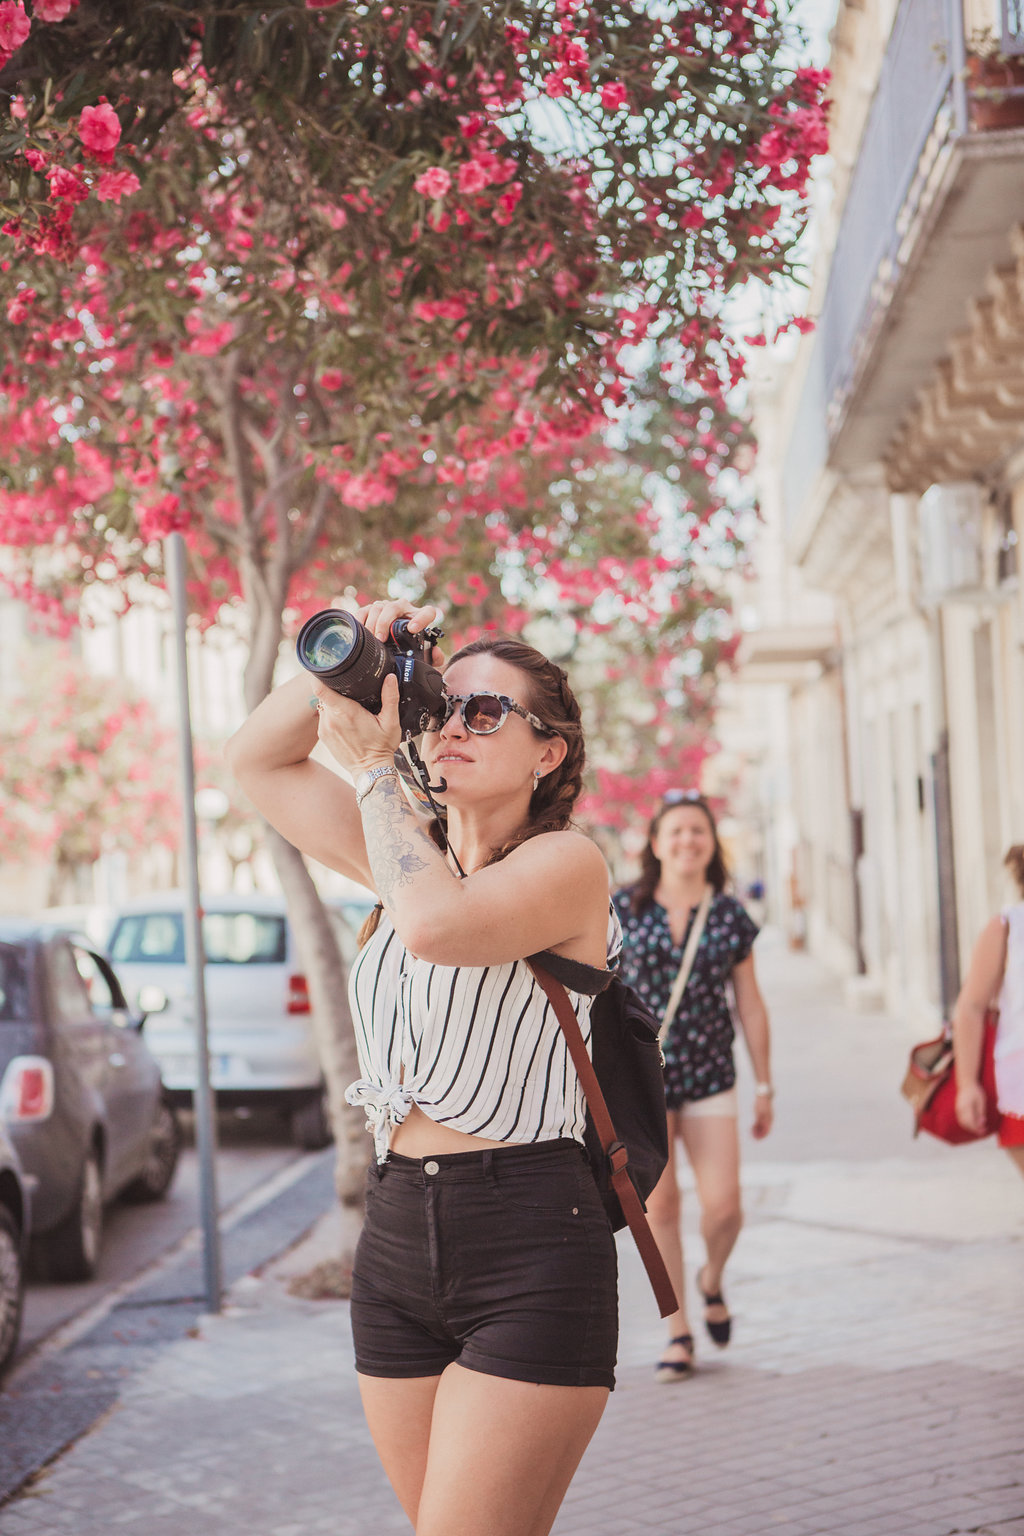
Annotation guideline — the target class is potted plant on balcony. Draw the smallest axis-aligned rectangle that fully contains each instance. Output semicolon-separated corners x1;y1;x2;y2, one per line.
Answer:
966;30;1024;131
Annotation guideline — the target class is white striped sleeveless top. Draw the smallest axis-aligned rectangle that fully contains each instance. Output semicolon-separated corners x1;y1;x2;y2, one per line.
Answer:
345;910;622;1163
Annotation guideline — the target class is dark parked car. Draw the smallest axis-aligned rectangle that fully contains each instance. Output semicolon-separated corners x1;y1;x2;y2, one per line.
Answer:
0;923;181;1282
0;1120;29;1379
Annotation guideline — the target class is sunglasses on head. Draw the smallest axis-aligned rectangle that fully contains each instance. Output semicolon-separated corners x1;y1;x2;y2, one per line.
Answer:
440;691;555;736
663;788;703;805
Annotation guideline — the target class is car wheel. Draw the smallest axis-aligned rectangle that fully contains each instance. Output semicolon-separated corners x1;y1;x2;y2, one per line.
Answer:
0;1206;25;1381
289;1091;334;1151
44;1146;103;1282
122;1099;182;1204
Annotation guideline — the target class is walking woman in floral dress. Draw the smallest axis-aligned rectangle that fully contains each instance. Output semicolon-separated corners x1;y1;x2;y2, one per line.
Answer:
613;791;773;1380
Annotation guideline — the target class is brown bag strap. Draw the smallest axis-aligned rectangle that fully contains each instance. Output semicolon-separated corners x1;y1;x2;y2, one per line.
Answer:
529;961;678;1319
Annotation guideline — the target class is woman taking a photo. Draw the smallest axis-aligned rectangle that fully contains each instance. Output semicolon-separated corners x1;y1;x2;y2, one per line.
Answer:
613;790;772;1381
227;598;619;1536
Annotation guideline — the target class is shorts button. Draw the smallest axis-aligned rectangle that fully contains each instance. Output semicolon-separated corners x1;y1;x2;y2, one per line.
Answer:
423;1160;440;1176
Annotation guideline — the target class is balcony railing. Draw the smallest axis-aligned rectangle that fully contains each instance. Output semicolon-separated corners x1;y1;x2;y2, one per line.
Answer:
821;0;961;424
783;0;1024;535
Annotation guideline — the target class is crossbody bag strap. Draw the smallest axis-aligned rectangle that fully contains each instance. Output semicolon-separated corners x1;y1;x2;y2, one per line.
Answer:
529;960;678;1320
658;885;712;1044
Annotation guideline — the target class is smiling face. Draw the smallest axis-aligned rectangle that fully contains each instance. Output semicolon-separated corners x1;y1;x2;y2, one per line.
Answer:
651;804;717;882
426;654;566;808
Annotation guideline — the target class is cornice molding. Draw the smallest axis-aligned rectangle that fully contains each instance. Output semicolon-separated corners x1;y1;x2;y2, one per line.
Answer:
886;227;1024;491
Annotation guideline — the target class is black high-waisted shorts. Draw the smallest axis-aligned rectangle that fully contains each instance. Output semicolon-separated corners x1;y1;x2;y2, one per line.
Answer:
350;1138;618;1389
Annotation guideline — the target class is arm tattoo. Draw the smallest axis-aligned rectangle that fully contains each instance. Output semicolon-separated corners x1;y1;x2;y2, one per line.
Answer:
361;774;443;911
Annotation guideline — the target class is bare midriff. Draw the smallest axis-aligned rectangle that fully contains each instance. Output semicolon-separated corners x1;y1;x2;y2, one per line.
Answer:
389;1101;511;1159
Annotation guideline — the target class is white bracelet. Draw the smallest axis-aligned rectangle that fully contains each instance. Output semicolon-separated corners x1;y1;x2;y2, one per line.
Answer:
755;1083;774;1098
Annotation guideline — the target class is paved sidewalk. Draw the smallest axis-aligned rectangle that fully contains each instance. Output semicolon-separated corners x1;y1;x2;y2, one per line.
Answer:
2;933;1022;1536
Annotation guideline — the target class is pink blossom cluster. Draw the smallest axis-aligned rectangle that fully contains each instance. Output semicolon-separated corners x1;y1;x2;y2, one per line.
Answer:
3;93;140;262
0;0;78;67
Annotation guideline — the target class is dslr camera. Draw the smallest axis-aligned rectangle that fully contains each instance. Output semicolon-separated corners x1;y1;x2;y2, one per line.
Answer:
296;609;446;739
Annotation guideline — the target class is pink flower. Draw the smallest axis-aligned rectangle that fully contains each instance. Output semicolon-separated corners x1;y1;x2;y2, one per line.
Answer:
318;369;344;391
544;70;571;99
95;169;140;203
9;94;25;119
0;3;30;57
6;287;36;324
600;82;627;112
78;101;122;162
413;167;451;199
47;165;88;203
34;0;78;19
457;160;490;194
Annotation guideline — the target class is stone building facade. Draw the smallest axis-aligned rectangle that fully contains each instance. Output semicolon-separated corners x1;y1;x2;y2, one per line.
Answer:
729;0;1024;1031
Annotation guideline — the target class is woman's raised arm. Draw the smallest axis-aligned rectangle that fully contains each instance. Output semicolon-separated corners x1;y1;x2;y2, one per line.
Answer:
225;672;373;888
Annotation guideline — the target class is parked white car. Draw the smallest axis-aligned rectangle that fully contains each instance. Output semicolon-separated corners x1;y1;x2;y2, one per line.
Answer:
106;891;373;1149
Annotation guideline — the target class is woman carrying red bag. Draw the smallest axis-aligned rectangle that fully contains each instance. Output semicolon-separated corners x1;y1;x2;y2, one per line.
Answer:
953;844;1024;1173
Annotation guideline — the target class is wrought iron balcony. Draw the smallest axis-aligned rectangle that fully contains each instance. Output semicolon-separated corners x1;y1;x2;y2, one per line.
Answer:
782;0;1024;538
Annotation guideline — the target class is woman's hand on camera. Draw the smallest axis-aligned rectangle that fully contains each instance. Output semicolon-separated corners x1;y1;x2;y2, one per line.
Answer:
312;674;402;776
357;598;446;668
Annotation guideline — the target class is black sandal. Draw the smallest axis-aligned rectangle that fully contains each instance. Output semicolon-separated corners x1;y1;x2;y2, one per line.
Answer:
698;1268;732;1348
655;1334;694;1383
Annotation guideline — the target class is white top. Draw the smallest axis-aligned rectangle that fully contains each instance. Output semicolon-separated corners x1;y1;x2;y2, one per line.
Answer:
996;901;1024;1117
345;910;621;1163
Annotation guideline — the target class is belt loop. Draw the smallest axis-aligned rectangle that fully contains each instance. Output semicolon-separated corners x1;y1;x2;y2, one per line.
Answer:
482;1149;495;1184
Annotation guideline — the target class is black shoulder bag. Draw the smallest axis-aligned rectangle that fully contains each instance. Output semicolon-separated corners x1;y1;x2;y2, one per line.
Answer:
528;953;676;1318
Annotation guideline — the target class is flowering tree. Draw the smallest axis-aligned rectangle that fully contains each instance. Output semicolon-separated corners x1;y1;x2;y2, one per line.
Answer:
0;651;179;906
0;1;827;1191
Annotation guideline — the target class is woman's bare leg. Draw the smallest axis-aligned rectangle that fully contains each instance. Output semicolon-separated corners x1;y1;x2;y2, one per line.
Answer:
416;1364;607;1536
679;1113;742;1334
1006;1145;1024;1181
645;1118;692;1361
358;1366;607;1536
357;1372;442;1527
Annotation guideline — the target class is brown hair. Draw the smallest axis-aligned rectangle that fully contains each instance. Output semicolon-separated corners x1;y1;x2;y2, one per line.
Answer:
1006;844;1024;897
624;793;730;915
357;635;586;946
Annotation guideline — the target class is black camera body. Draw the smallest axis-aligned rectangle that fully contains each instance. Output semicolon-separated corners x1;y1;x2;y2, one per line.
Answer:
296;609;446;738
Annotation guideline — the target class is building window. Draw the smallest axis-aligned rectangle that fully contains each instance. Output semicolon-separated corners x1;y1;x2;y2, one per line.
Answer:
996;491;1018;584
1005;0;1024;53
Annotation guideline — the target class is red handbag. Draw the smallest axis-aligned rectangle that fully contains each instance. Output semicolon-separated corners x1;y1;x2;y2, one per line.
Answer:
901;1010;1000;1144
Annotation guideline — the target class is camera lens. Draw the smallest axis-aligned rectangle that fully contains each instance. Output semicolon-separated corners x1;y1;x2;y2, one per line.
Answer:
295;609;392;710
300;612;359;671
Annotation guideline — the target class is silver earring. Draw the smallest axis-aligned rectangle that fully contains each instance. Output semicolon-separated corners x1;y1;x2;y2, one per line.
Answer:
533;769;542;793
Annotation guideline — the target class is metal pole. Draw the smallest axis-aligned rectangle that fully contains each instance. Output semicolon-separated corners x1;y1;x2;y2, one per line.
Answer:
165;532;222;1314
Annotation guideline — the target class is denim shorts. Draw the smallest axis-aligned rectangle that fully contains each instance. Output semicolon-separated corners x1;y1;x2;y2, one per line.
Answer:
350;1138;618;1389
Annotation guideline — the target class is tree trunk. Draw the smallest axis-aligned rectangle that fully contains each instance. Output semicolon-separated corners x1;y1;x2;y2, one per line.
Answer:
266;826;370;1204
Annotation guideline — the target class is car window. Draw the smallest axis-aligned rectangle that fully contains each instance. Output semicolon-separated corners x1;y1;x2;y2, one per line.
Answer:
0;944;30;1022
110;913;185;964
202;913;286;964
72;946;122;1021
49;941;95;1024
109;911;287;965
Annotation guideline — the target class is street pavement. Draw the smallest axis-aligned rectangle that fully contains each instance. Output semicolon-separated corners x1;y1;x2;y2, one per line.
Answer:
1;929;1022;1536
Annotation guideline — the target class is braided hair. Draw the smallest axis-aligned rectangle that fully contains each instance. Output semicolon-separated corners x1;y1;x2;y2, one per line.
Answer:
357;635;586;945
442;635;585;866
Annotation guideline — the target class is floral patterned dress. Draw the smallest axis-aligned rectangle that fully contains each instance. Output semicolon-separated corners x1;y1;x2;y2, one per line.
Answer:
612;889;759;1109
